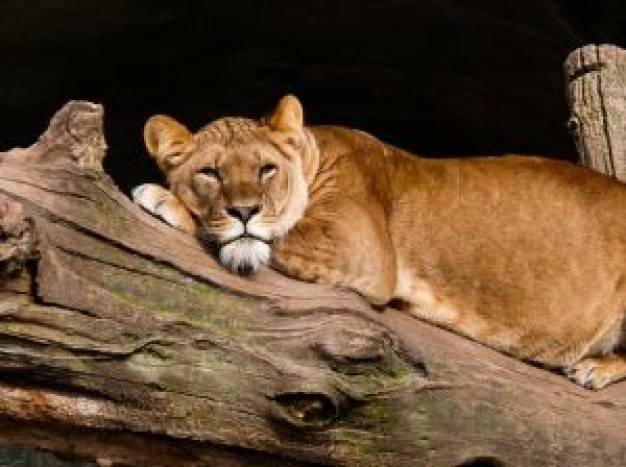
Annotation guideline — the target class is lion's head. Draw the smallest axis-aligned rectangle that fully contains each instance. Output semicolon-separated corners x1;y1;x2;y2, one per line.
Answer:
143;95;318;274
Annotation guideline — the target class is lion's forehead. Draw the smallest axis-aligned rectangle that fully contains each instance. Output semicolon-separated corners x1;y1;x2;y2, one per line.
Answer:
189;141;277;168
195;117;265;146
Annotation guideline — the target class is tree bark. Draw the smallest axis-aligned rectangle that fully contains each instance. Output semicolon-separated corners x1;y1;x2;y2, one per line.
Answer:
565;44;626;180
0;102;625;467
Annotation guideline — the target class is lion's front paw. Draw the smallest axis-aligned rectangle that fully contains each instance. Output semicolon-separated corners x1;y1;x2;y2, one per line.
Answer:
132;183;196;234
564;354;626;390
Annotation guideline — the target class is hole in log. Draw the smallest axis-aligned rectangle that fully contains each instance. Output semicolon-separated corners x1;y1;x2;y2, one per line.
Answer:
271;392;340;429
457;456;505;467
566;117;580;133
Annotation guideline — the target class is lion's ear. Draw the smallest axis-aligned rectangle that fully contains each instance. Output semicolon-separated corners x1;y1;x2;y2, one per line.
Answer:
268;95;304;132
144;115;194;171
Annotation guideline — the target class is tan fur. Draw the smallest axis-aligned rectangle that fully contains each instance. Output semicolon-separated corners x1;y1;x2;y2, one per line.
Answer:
134;95;626;389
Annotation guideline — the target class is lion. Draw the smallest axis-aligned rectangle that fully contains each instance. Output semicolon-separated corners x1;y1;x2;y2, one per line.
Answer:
133;95;626;389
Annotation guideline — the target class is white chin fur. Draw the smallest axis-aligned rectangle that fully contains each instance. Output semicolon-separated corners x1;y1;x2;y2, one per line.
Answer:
219;237;271;274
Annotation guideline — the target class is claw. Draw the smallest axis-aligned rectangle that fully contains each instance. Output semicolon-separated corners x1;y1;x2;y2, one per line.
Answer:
564;355;626;390
583;370;596;389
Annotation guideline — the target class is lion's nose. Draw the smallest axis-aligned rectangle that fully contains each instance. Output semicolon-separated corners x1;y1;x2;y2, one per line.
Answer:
226;205;261;223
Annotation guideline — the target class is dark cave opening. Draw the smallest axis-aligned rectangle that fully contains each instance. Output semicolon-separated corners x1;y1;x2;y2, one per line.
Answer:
1;0;625;193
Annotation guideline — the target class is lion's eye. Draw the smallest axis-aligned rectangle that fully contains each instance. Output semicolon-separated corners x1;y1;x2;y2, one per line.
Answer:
260;164;277;180
199;167;220;181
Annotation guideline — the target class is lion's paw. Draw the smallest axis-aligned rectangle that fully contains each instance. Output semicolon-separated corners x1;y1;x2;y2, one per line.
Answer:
564;355;626;390
132;183;196;234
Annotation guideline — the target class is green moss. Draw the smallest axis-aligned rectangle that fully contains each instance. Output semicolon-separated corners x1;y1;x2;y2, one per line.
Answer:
360;400;402;432
102;275;254;336
329;394;433;463
55;235;261;336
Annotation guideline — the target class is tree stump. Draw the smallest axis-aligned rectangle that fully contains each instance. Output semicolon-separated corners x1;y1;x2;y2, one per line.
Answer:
565;44;626;180
0;102;625;466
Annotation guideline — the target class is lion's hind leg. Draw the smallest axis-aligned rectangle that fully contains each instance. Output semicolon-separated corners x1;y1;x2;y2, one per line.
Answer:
132;183;196;234
565;353;626;389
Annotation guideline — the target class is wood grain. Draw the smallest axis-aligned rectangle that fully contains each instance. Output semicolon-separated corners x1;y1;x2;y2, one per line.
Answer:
565;44;626;181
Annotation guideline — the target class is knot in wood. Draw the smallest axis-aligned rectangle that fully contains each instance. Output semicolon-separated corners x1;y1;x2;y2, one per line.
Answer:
315;326;411;377
566;116;580;133
0;196;37;277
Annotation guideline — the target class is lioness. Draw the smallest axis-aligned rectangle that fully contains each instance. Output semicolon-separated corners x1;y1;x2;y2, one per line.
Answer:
133;95;626;389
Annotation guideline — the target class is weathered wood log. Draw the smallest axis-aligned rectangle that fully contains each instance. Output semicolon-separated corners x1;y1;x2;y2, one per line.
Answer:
0;101;625;467
565;44;626;180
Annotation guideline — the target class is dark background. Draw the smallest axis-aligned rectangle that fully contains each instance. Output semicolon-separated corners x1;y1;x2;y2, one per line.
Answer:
1;0;625;193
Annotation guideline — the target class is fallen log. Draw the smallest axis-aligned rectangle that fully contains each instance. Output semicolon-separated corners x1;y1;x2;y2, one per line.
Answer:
0;98;625;466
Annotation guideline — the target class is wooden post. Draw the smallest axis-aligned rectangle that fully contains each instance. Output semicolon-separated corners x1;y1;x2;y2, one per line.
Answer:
565;44;626;180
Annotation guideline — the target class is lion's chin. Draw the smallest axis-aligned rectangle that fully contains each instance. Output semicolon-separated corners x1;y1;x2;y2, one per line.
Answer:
219;237;271;275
